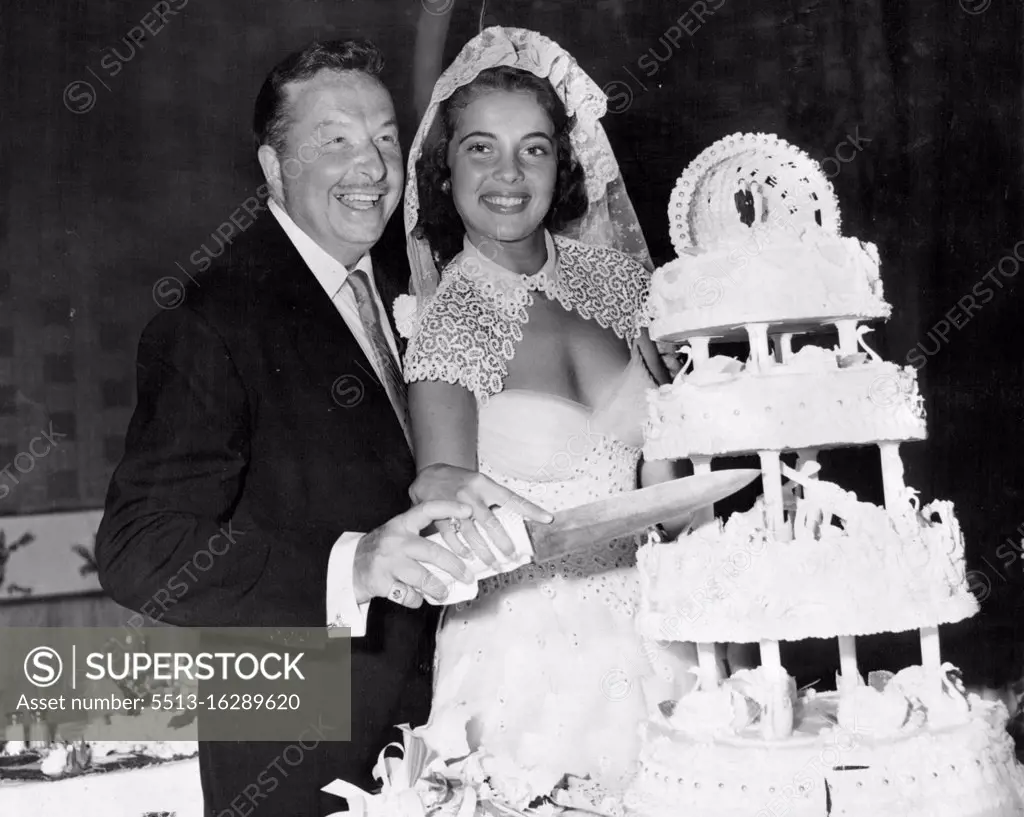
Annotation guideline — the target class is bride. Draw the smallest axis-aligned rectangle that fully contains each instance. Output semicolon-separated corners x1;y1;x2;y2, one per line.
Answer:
397;28;697;791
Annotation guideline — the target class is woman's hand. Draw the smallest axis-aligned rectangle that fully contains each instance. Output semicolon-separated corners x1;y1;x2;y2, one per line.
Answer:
410;464;553;567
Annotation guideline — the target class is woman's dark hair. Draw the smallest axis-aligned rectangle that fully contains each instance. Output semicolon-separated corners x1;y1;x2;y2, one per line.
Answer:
414;66;589;269
253;39;385;155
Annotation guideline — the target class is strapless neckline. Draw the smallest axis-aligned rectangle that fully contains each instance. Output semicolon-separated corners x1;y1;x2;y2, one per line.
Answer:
475;351;655;482
493;388;594;415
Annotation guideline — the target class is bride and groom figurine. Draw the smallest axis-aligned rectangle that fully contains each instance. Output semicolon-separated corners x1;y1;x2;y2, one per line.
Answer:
95;26;698;816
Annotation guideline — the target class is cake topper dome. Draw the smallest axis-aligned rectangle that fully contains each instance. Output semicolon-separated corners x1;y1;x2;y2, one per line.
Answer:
668;132;841;255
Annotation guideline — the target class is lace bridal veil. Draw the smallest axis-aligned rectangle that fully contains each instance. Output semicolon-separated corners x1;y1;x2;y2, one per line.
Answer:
400;26;653;315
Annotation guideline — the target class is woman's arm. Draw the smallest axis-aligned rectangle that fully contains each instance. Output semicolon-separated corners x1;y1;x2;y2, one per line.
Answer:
635;330;695;538
407;380;552;565
637;326;672;388
409;379;479;472
636;328;691;485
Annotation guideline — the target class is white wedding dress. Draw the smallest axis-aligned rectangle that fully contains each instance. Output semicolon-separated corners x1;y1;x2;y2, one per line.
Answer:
404;232;698;792
425;349;697;790
396;23;697;805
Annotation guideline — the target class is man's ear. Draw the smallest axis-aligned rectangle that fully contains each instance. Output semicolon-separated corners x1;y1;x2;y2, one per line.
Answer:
257;144;285;205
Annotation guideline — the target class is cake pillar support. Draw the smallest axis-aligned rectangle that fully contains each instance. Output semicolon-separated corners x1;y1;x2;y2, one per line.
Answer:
920;626;943;700
759;639;782;670
746;323;772;372
878;442;906;511
696;642;720;688
773;332;794;364
758;450;787;539
920;625;942;674
837;635;859;694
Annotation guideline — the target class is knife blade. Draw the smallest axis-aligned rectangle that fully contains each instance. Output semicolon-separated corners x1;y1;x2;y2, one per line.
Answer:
524;468;760;564
423;468;760;605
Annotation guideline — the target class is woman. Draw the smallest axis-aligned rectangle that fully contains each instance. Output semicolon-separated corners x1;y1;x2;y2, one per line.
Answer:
397;28;696;793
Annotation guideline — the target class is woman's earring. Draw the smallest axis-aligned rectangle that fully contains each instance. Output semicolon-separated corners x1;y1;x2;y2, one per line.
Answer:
441;179;451;194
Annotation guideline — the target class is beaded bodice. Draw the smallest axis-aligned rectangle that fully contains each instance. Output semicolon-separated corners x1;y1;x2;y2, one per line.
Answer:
470;386;646;612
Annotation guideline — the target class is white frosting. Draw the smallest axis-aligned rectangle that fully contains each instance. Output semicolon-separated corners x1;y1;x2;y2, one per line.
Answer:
636;484;979;644
645;230;888;343
664;667;798;741
629;131;1023;817
628;700;1024;817
652;131;883;343
837;685;914;738
665;684;755;740
644;358;927;460
659;664;974;745
888;663;974;728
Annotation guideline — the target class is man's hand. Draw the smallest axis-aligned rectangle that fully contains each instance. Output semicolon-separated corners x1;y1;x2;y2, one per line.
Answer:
409;464;553;568
353;500;474;608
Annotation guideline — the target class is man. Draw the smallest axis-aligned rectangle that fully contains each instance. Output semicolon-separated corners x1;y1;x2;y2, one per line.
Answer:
95;39;544;815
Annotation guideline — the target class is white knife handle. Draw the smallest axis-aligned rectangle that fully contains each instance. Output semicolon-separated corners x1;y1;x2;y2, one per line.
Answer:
422;511;532;605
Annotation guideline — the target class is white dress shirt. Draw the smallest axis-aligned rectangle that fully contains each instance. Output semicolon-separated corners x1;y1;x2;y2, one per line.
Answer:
269;198;401;638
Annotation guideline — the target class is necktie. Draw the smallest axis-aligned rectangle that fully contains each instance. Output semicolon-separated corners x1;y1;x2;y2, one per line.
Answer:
344;268;412;449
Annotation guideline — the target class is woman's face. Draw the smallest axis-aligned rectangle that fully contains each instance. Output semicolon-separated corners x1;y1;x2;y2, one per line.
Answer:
446;89;557;249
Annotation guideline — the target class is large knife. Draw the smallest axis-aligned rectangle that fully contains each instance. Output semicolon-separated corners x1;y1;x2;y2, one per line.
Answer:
424;468;760;605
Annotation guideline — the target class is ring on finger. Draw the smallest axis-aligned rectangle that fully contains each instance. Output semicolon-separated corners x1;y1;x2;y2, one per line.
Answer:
447;516;462;535
387;580;411;605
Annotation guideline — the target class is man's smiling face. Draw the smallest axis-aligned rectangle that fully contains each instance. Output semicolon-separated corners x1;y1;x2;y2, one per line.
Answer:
261;69;403;267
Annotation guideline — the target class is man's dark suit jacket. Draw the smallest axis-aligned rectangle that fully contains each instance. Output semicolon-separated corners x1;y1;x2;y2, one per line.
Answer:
95;211;437;815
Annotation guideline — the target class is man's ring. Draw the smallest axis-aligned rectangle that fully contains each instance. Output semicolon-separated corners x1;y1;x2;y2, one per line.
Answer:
388;581;410;605
448;517;462;535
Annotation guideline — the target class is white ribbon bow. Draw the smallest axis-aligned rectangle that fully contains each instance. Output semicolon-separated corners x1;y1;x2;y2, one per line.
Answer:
322;727;480;817
322;737;426;817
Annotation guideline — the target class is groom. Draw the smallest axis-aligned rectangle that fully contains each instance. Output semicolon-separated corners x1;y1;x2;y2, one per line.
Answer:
95;40;479;816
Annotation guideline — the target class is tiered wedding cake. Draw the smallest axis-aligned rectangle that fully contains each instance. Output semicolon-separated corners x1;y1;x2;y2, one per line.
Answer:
630;133;1024;817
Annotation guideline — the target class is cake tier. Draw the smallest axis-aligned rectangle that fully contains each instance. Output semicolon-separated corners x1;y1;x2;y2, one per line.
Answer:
644;359;926;460
627;699;1024;817
636;488;978;643
645;230;889;343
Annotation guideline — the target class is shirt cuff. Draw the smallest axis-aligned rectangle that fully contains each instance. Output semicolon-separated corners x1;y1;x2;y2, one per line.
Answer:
327;532;370;638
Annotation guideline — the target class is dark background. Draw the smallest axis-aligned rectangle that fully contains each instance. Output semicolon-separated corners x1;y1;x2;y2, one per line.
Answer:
2;0;1022;685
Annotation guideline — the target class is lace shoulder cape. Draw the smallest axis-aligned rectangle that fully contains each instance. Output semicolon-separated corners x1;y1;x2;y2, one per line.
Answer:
402;235;651;403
